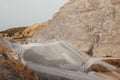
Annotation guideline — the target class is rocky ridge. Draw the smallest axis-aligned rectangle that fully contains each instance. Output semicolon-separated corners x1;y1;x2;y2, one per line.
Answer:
0;23;46;43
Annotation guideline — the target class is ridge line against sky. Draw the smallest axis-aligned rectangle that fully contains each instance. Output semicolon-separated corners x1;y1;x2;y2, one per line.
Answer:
0;0;69;31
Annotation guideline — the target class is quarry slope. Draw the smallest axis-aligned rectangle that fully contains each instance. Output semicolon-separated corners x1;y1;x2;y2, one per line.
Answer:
33;0;120;57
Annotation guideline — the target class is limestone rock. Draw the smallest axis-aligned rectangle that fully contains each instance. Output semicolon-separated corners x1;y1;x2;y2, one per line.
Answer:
33;0;120;57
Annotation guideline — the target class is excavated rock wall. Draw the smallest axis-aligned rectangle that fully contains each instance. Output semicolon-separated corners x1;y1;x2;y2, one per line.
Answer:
33;0;120;57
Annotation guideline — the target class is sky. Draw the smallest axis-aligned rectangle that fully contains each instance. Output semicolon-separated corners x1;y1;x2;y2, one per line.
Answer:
0;0;69;31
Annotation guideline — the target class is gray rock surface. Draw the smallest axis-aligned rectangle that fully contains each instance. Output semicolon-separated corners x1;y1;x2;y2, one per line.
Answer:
33;0;120;57
20;41;110;80
19;41;120;80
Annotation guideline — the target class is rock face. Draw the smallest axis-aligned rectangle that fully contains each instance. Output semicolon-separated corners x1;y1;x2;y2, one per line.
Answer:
33;0;120;57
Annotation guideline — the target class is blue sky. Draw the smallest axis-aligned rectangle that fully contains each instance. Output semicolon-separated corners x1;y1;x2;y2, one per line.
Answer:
0;0;69;31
